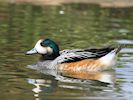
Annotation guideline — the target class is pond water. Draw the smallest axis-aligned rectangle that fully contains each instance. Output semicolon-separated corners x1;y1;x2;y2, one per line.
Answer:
0;2;133;100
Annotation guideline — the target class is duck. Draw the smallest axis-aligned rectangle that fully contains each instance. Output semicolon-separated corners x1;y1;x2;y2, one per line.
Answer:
26;38;123;72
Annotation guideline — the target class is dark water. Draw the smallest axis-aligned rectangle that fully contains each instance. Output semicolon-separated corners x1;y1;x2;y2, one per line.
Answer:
0;2;133;100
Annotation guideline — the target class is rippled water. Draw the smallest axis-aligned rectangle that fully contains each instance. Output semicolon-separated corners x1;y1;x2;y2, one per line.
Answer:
0;2;133;100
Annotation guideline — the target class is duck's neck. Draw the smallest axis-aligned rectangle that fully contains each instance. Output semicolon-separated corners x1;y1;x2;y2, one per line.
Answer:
40;53;60;61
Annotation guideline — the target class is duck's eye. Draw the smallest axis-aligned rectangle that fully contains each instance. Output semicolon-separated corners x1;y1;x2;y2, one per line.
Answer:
40;42;46;47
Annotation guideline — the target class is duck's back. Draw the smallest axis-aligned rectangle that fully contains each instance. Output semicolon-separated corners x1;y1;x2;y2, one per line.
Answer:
58;47;115;63
56;46;122;72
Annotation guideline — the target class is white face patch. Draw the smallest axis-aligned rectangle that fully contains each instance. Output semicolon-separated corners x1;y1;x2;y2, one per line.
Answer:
34;39;47;54
34;39;53;55
46;47;53;54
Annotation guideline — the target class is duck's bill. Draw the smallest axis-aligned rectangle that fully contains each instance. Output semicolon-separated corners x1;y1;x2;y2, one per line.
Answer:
26;48;38;55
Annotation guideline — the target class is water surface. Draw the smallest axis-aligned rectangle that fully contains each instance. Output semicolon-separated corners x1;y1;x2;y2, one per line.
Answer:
0;2;133;100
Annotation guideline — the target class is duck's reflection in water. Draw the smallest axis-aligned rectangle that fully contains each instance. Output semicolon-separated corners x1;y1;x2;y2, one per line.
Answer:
27;63;115;100
27;78;57;100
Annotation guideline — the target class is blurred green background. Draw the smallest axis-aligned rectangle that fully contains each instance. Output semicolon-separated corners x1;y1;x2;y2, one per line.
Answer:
0;0;133;100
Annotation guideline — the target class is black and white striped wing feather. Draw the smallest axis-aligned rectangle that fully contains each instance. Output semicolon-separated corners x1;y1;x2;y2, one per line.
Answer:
54;47;116;64
54;51;98;64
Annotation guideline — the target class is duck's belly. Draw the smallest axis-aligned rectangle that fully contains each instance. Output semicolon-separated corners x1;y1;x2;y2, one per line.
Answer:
58;59;113;72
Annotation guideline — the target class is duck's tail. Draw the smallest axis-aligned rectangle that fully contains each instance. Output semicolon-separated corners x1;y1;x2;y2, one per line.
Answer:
99;44;125;70
115;44;125;54
101;44;124;59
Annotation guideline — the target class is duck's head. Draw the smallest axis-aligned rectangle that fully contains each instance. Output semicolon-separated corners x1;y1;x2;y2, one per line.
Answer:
26;39;60;57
